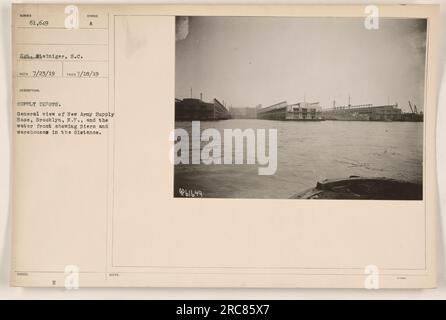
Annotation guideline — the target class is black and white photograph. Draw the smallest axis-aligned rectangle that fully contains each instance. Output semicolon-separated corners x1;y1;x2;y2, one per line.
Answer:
4;2;442;295
174;16;426;200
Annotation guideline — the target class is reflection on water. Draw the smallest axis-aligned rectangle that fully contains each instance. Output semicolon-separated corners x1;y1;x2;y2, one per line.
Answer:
174;119;423;199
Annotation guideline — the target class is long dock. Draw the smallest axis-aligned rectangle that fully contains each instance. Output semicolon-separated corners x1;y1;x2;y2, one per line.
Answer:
175;98;230;121
175;97;423;122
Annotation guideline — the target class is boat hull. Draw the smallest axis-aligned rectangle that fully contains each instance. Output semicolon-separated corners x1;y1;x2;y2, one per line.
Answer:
291;176;422;200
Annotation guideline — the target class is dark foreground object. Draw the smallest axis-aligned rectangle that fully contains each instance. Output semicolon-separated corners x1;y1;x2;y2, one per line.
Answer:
175;98;230;121
291;176;422;200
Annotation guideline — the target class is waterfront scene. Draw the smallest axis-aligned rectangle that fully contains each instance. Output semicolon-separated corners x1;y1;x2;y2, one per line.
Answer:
174;16;426;199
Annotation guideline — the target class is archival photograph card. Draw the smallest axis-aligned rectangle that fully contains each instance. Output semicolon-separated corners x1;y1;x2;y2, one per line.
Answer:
10;4;439;288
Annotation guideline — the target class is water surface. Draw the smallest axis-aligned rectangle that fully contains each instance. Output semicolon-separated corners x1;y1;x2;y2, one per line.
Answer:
174;120;423;199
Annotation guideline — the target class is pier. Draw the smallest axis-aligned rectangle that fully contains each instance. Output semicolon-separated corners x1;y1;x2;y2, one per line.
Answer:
256;101;323;121
321;103;403;121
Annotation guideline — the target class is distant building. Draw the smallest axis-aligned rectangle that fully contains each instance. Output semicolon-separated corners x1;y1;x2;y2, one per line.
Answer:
257;101;323;121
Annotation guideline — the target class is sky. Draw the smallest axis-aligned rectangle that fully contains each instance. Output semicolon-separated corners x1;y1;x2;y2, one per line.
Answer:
175;17;427;112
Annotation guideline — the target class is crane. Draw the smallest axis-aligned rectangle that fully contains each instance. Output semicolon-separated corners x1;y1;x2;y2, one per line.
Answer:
408;101;414;113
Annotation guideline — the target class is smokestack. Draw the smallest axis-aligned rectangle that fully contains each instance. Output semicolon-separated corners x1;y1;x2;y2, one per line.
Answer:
200;92;203;100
